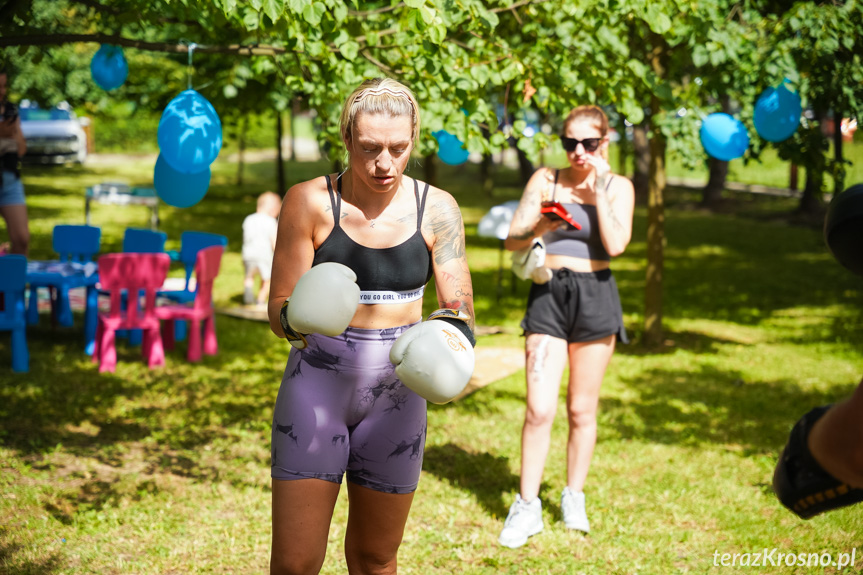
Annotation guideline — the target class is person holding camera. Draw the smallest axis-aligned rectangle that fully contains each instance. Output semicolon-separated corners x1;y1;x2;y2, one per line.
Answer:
499;105;634;548
0;66;29;256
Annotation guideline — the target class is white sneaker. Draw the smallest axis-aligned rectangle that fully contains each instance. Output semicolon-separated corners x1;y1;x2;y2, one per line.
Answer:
561;487;590;533
498;495;543;548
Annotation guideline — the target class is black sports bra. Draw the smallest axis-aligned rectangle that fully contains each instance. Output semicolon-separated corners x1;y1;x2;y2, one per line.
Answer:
312;174;434;304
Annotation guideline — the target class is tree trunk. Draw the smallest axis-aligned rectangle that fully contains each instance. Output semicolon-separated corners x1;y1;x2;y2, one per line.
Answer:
701;157;728;207
617;117;629;177
480;126;494;197
290;97;300;162
701;95;730;206
834;106;845;194
797;109;828;215
275;109;285;194
632;123;650;204
799;168;823;214
424;154;437;188
789;164;798;191
516;144;534;186
236;115;247;187
644;97;667;348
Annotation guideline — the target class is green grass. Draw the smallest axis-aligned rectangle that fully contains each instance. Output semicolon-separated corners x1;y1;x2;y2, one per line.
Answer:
1;155;862;574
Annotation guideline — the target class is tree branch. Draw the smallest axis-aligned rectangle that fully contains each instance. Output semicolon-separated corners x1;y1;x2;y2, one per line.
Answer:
361;49;393;73
0;33;292;56
490;0;548;14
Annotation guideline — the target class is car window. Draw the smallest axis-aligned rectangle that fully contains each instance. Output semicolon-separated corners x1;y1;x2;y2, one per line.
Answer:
50;109;73;120
20;108;73;121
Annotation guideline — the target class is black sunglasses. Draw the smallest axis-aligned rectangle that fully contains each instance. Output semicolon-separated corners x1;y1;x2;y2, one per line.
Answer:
560;136;602;153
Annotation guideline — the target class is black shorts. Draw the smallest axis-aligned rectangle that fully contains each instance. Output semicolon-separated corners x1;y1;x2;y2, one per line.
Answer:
521;268;629;344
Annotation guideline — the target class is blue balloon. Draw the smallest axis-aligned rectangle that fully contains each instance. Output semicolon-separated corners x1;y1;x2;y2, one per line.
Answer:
433;130;469;166
90;45;128;91
157;90;223;174
700;113;750;161
754;84;802;143
154;154;211;208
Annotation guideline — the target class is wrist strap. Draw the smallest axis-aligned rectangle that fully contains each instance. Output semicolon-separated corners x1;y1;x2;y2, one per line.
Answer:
279;299;308;349
427;308;476;347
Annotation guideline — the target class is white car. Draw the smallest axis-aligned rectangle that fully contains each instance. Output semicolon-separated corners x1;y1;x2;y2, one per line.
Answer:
19;103;88;164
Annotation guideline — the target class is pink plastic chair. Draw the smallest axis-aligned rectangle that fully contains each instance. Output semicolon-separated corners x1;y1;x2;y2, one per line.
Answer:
92;253;170;373
155;245;223;362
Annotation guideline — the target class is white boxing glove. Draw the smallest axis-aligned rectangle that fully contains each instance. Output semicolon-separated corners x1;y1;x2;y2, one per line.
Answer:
390;309;476;404
279;262;360;349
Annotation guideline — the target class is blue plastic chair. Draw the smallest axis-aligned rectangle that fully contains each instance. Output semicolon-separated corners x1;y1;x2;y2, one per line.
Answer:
27;225;102;354
114;228;168;345
159;231;227;341
123;228;168;253
0;255;30;372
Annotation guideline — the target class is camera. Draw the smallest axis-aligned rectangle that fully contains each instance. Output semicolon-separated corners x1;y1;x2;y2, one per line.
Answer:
2;101;18;122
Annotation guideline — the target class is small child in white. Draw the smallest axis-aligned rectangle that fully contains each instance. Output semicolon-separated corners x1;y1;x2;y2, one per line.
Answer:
242;191;281;306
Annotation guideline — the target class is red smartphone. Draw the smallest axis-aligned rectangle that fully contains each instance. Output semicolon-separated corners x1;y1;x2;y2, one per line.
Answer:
541;201;582;230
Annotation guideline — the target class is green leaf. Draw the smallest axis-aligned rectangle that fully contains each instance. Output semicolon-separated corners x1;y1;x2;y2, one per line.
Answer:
428;24;446;45
645;5;672;35
407;10;423;34
332;29;349;47
618;98;645;125
262;0;283;23
302;2;325;26
242;9;259;30
597;25;628;55
692;45;709;68
340;41;359;61
404;0;424;8
333;3;347;22
419;4;435;25
626;59;649;80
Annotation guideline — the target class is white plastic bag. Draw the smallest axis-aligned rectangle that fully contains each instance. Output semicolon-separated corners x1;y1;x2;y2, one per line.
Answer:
511;238;546;281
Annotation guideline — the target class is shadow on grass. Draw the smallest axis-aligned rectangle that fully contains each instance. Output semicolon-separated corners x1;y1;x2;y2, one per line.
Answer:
422;444;523;519
600;363;859;453
0;315;280;466
0;537;63;575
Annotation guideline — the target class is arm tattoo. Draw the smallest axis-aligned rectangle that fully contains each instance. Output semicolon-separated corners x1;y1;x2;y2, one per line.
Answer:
428;199;466;266
601;197;625;233
441;297;475;330
509;177;545;240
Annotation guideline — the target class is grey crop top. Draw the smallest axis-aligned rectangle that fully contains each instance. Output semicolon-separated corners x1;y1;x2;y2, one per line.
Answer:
542;170;611;262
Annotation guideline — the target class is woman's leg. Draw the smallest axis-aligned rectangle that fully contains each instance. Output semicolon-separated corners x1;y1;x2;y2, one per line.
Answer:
344;483;415;575
565;335;615;491
271;478;341;575
519;332;569;500
0;203;29;256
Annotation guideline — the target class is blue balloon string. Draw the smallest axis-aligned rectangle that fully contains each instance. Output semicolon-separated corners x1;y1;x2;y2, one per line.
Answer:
187;43;197;90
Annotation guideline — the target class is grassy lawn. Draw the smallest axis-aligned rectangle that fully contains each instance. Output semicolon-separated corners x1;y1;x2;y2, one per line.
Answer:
1;154;862;574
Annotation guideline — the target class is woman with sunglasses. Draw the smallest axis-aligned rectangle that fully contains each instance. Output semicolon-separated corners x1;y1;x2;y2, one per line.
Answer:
498;105;634;548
